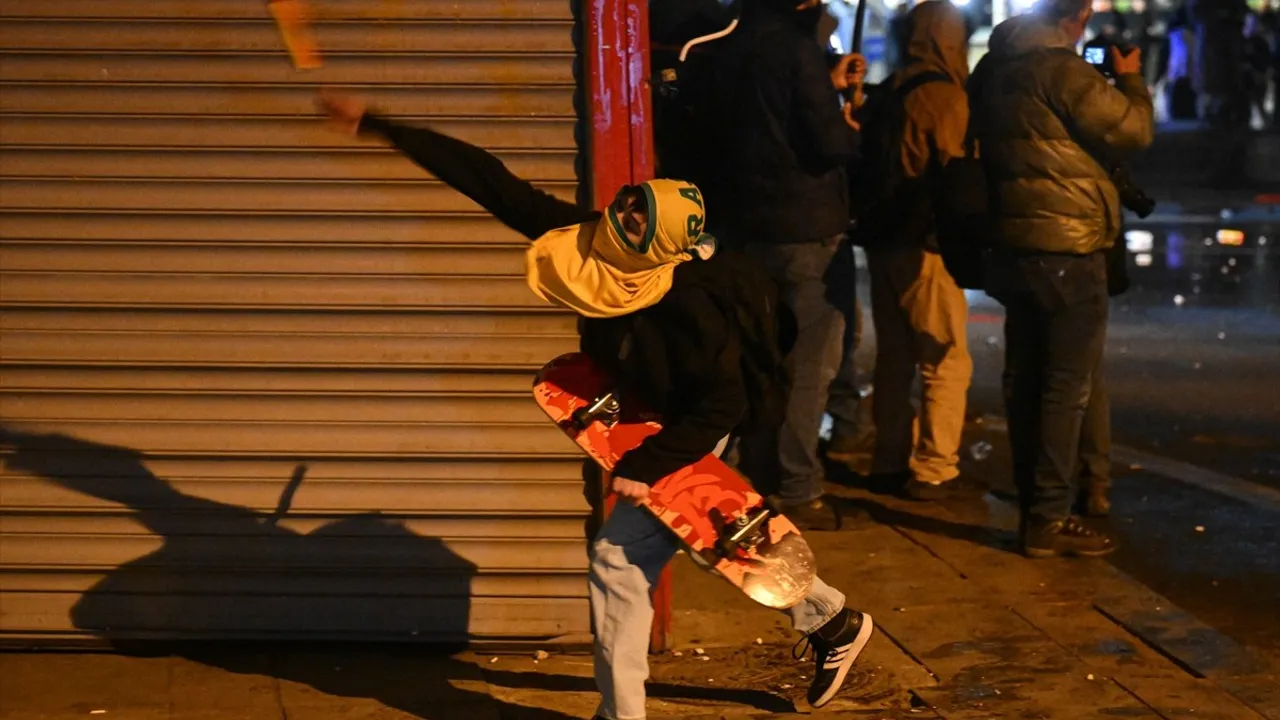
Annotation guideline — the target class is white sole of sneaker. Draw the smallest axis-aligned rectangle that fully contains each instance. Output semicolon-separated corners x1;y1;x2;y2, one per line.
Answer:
811;612;874;708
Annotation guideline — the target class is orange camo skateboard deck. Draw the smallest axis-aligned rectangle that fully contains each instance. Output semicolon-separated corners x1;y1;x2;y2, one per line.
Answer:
534;352;815;609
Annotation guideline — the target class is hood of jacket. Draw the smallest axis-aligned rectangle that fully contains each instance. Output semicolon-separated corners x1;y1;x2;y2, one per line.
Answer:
987;13;1076;60
740;0;825;32
524;179;716;319
899;0;971;86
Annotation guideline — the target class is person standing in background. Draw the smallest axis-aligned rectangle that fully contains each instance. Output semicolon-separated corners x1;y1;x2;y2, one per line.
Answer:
1244;11;1273;126
718;0;865;530
1189;0;1250;127
1164;3;1199;120
971;0;1153;558
1268;5;1280;127
851;0;975;501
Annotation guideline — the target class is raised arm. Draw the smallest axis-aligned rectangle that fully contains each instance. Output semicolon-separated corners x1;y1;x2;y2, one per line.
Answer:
1050;51;1154;158
317;93;595;240
791;46;861;171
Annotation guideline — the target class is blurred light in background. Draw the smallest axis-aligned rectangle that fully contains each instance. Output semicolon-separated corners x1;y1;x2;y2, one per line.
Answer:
1217;229;1245;247
1125;229;1154;253
1167;231;1185;269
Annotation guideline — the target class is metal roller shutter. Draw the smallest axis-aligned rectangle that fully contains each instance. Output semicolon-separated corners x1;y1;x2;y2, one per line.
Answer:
0;0;587;643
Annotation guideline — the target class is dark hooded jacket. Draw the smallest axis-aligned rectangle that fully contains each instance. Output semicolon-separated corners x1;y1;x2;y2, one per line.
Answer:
719;0;857;244
888;1;971;251
971;14;1154;255
894;1;970;179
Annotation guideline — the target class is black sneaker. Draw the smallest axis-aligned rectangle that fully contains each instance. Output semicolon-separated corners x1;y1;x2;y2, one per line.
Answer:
1022;515;1118;558
864;471;910;495
825;431;871;465
794;608;874;708
783;497;843;532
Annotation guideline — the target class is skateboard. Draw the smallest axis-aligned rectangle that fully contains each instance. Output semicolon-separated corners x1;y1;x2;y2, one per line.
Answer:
533;352;815;610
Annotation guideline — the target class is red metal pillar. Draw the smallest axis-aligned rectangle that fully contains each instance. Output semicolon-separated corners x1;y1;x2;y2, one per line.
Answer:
584;0;669;654
585;0;655;203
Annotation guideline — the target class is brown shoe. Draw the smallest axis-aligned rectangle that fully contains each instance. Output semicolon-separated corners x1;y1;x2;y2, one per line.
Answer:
1022;516;1118;558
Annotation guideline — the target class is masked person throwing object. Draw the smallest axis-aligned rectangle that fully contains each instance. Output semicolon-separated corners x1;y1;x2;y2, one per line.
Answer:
315;93;874;720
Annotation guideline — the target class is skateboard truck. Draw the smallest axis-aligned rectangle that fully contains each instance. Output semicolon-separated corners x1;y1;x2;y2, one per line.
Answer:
713;497;782;559
571;392;621;433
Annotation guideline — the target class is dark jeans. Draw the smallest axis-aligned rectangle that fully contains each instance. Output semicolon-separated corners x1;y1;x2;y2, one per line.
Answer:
827;293;865;442
986;251;1109;524
744;236;855;505
1079;362;1111;493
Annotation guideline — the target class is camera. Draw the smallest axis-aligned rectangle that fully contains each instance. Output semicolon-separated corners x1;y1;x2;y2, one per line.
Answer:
1081;36;1133;79
1083;44;1111;75
1110;164;1156;219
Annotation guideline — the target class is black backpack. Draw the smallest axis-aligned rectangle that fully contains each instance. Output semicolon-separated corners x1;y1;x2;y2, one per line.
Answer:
848;70;951;250
931;148;988;290
931;57;992;290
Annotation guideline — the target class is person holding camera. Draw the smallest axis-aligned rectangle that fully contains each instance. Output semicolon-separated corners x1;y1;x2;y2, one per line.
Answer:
970;0;1153;558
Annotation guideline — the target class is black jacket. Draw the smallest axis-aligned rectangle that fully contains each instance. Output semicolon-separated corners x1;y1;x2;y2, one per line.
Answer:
719;2;857;244
360;116;747;484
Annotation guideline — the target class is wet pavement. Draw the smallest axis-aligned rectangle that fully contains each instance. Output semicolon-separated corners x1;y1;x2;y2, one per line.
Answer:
956;421;1280;667
912;210;1280;666
842;128;1280;670
966;216;1280;488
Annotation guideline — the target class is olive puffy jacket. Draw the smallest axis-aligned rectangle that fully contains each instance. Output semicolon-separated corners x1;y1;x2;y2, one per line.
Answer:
971;15;1154;255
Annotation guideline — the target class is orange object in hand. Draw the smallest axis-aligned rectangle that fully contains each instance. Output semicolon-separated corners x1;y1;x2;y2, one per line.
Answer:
268;0;322;70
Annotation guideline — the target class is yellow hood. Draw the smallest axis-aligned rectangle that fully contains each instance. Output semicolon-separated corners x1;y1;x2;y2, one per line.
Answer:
525;179;714;318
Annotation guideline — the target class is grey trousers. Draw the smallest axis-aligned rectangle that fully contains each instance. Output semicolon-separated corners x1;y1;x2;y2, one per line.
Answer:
744;236;854;505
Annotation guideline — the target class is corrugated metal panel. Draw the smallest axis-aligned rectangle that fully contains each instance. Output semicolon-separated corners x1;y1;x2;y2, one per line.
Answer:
0;0;573;20
0;0;587;643
0;149;576;180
